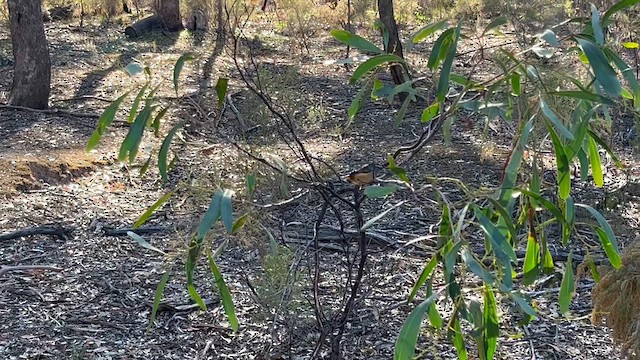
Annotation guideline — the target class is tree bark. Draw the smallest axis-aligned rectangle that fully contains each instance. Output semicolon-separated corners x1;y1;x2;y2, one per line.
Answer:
377;0;407;87
155;0;183;31
125;15;165;37
7;0;51;109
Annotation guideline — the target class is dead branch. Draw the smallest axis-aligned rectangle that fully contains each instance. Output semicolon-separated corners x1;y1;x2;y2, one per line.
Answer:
0;265;63;278
0;104;99;118
0;225;73;242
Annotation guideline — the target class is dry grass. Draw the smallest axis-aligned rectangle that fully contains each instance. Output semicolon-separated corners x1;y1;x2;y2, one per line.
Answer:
592;241;640;359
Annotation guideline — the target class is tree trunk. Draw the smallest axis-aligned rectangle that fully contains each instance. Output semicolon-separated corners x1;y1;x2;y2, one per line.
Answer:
377;0;407;87
7;0;51;109
155;0;183;31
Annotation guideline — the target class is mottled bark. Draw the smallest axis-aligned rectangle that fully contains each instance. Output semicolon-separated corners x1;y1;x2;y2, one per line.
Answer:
7;0;51;109
155;0;183;31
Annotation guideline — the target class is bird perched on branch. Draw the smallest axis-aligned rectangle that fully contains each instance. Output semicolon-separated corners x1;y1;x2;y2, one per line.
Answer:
346;163;384;186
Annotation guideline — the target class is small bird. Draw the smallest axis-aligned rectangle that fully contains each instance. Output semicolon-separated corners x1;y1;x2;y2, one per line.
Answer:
346;163;381;186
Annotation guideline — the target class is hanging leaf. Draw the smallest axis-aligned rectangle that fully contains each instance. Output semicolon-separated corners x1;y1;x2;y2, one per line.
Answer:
127;231;166;255
196;189;224;239
421;102;439;123
118;104;153;163
158;123;183;182
540;101;574;140
361;201;407;231
173;53;195;94
602;0;640;25
436;25;460;103
127;84;149;124
559;252;575;315
461;247;495;285
474;208;517;263
428;28;454;70
484;286;499;360
231;213;250;234
482;17;508;36
511;73;521;96
151;107;169;138
576;38;621;97
588;136;604;187
221;189;235;234
576;204;621;268
364;185;398;198
394;291;439;360
215;78;229;108
591;4;604;45
246;173;257;195
87;91;131;151
546;121;571;199
499;117;534;204
147;269;172;331
409;255;439;302
426;280;443;328
207;252;239;332
549;90;614;105
133;191;175;228
409;20;449;45
510;292;537;317
523;232;540;285
331;29;384;54
451;316;468;360
349;54;406;84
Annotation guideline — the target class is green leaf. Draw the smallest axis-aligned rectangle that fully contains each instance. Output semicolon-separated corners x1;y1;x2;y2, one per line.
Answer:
421;102;439;123
559;251;575;314
139;154;152;176
523;232;540;285
518;188;567;224
207;252;239;332
511;73;521;96
387;156;411;184
538;29;559;46
576;203;621;268
221;189;235;234
622;42;640;49
394;94;413;125
451;316;468;360
409;255;439;302
540;100;574;140
484;286;499;360
576;38;621;97
87;91;130;151
425;280;443;328
246;173;257;194
118;104;153;163
147;269;171;331
602;0;640;25
588;129;624;168
173;53;195;94
499;118;534;204
590;5;604;45
510;292;537;317
546;121;571;199
410;20;448;44
215;78;229;108
127;84;148;124
187;284;207;310
588;136;604;187
437;25;460;103
133;191;174;228
474;208;517;263
532;46;554;58
364;185;398;198
158;123;183;182
349;54;406;84
595;227;622;268
428;28;454;70
461;247;495;285
331;29;384;54
394;291;439;360
347;81;370;125
196;189;224;239
549;90;615;105
151;107;169;138
482;17;507;35
231;213;249;234
127;231;166;255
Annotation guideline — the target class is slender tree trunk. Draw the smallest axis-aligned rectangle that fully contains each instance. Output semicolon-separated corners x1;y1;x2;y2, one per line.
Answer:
7;0;51;109
155;0;183;31
377;0;407;87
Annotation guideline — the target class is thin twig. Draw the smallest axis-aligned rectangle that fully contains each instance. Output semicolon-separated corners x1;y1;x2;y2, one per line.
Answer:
0;265;63;278
0;104;99;118
0;225;73;242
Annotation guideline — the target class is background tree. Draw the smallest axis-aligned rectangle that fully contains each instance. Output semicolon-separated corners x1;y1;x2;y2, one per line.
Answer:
155;0;183;31
7;0;51;109
377;0;407;87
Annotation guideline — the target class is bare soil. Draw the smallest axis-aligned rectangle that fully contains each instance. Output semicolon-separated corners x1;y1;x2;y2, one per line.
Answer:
1;11;639;360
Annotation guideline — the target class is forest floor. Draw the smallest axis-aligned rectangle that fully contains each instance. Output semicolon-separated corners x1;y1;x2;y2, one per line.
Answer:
1;10;640;360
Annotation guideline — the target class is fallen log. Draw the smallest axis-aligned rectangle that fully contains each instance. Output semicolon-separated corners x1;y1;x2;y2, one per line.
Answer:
124;15;164;38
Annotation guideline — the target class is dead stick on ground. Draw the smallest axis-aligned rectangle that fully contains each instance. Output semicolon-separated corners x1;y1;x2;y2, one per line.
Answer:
0;104;99;118
0;225;73;242
0;265;63;278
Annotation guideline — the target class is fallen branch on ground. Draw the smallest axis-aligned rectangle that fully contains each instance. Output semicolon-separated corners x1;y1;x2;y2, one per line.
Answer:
0;265;63;277
0;225;73;242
